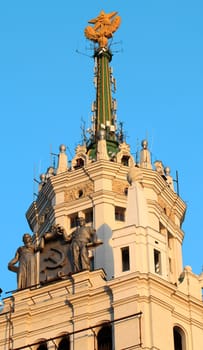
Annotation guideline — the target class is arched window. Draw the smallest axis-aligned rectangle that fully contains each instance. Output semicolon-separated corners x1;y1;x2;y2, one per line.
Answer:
121;155;129;166
74;158;84;169
97;325;112;350
37;343;48;350
173;326;186;350
58;335;70;350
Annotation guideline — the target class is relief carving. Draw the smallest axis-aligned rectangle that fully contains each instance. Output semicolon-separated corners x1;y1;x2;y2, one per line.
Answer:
65;181;94;201
158;196;175;222
112;179;129;195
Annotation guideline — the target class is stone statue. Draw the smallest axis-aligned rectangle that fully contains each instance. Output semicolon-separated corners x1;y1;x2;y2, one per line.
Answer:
96;130;109;160
154;160;165;175
139;140;152;169
71;217;97;272
8;233;44;289
38;173;46;192
164;166;174;190
43;223;70;242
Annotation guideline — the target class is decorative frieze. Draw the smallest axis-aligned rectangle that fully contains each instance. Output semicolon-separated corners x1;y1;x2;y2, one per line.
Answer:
112;179;129;196
64;181;94;201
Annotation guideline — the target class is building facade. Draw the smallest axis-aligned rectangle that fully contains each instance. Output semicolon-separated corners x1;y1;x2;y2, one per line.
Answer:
0;11;203;350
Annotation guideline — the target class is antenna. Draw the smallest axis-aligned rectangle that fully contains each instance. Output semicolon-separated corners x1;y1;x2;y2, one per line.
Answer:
75;49;93;59
0;288;4;312
50;144;53;169
173;170;180;196
108;39;123;54
117;121;125;143
136;138;139;165
50;152;58;171
33;201;39;231
66;145;74;159
33;164;38;201
149;131;154;162
81;117;87;145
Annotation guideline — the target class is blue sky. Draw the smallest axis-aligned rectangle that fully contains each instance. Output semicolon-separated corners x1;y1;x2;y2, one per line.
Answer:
0;0;203;295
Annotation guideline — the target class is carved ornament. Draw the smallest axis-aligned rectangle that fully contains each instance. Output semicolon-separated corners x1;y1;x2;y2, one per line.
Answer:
84;10;121;48
112;179;129;195
65;181;94;201
158;196;175;222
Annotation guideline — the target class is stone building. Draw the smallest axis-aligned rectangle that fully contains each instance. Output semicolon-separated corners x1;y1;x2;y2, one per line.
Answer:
0;10;203;350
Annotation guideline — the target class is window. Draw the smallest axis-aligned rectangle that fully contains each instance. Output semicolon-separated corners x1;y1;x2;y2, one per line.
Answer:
167;231;173;249
154;249;161;274
169;257;173;274
85;209;93;224
78;189;84;198
173;326;186;350
58;336;70;350
74;158;84;169
121;246;130;272
97;325;112;350
121;155;130;166
115;206;125;222
37;343;48;350
124;187;128;196
70;214;78;228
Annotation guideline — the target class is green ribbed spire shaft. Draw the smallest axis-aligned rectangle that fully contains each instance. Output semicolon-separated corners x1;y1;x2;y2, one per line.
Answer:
95;49;113;136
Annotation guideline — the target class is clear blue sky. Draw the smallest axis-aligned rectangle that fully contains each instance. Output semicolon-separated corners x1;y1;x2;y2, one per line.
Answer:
0;0;203;295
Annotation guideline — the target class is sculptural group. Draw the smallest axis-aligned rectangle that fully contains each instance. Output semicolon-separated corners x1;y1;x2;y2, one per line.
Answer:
8;219;100;289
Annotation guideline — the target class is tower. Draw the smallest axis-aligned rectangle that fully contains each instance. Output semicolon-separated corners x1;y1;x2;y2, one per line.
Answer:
0;10;203;350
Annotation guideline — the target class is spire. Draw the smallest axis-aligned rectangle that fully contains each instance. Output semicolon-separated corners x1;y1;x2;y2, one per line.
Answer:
94;47;113;137
84;11;121;157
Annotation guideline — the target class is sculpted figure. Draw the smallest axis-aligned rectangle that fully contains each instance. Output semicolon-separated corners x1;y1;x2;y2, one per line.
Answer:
8;233;43;289
43;223;70;242
84;10;121;48
139;140;152;169
164;166;174;190
71;217;97;272
154;160;164;175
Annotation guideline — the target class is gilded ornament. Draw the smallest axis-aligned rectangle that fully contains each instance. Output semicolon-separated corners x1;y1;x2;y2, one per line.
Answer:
84;10;121;48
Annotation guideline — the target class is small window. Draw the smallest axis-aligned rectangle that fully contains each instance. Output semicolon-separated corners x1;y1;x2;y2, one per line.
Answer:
97;325;112;350
154;249;161;274
173;326;186;350
78;189;84;198
163;207;167;214
70;214;78;228
121;246;130;271
74;158;84;169
37;344;48;350
124;187;128;196
168;232;173;249
121;155;130;166
58;336;70;350
115;206;125;221
169;257;173;274
85;209;93;224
